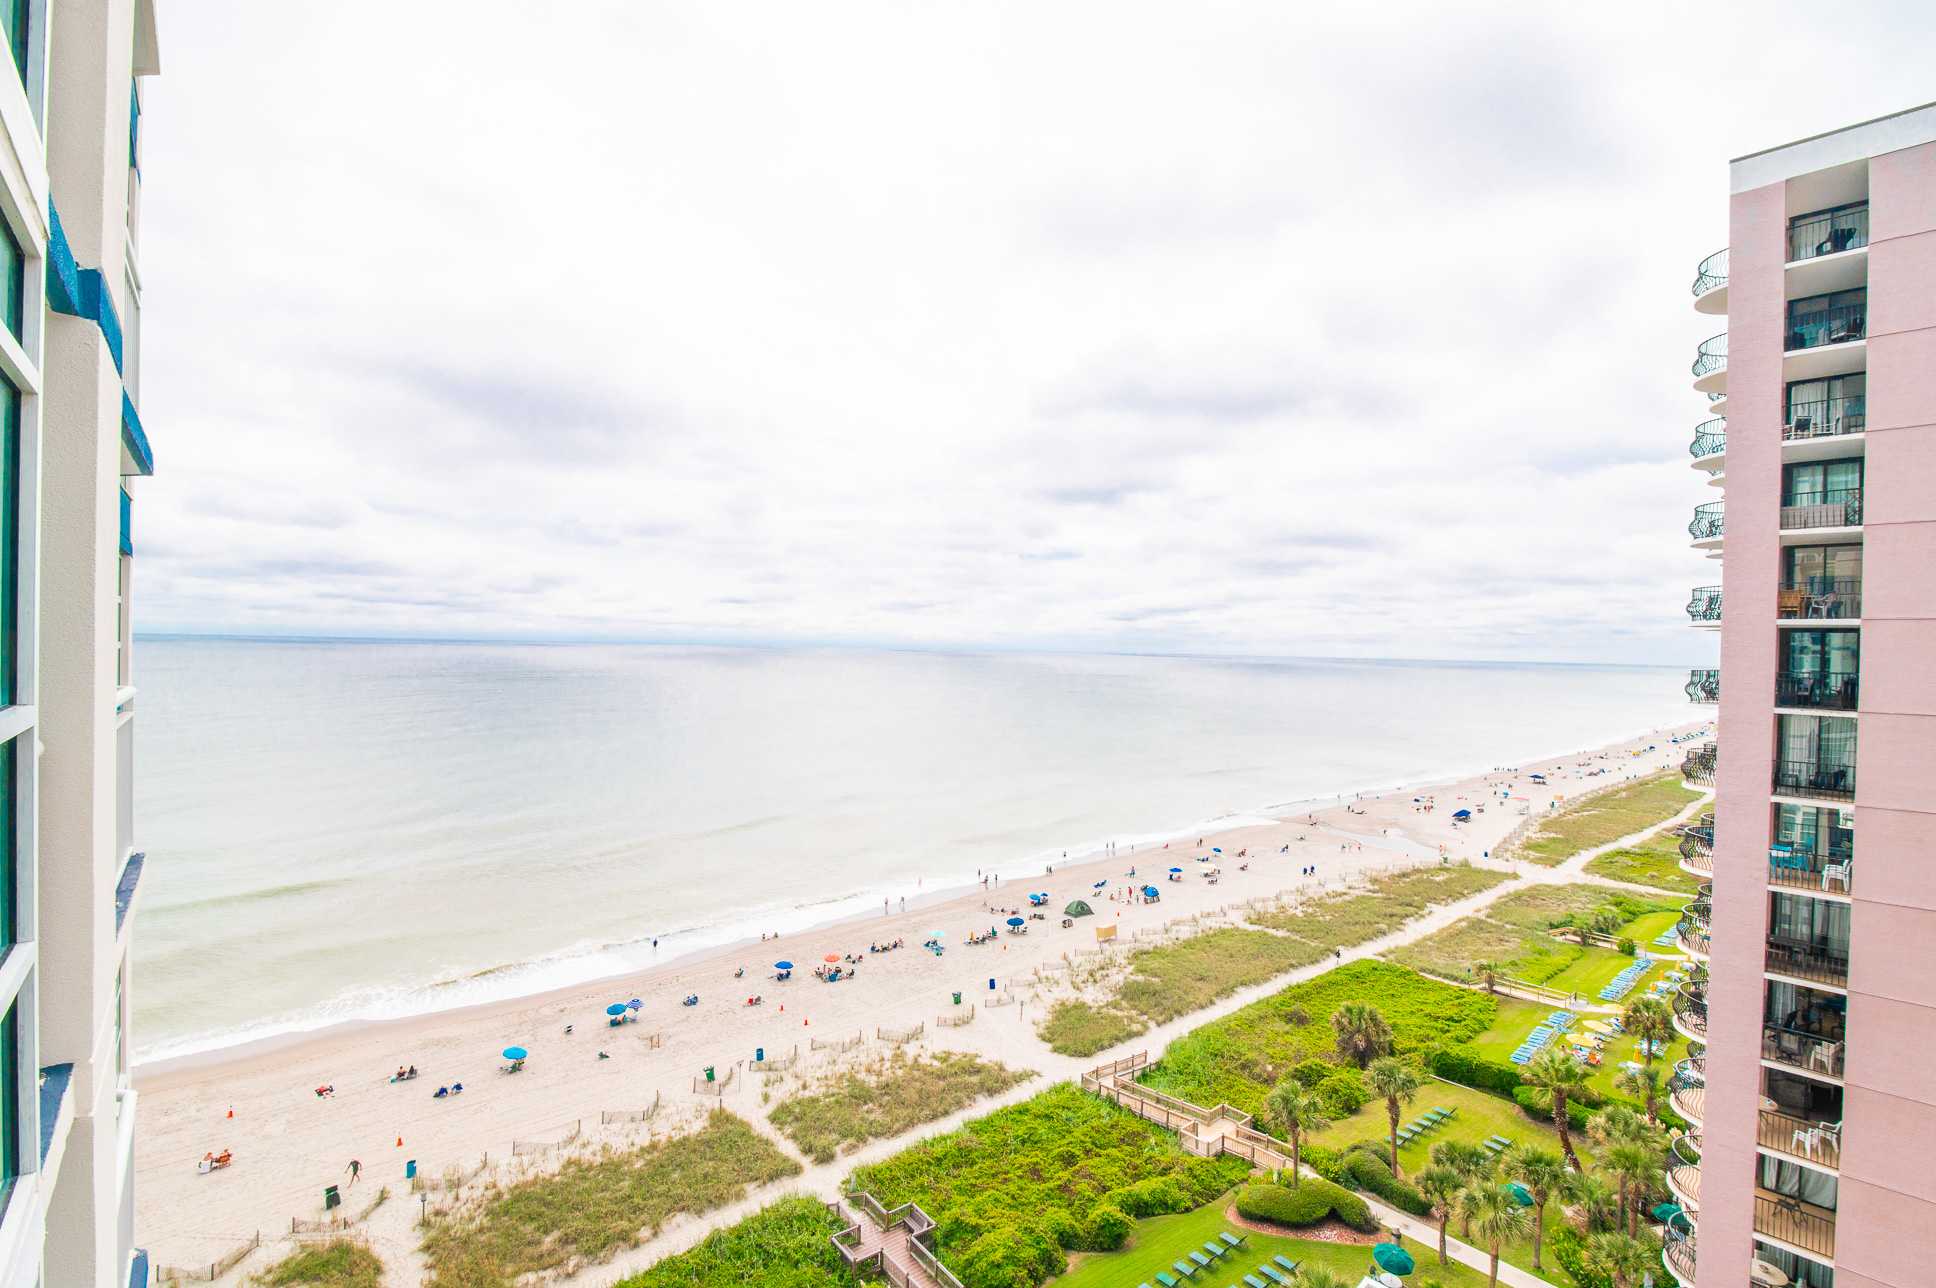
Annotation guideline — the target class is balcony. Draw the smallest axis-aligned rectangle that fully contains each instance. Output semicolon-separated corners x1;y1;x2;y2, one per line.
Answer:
1686;585;1722;625
1775;671;1858;712
1667;1133;1703;1210
1692;247;1729;314
1789;204;1868;263
1690;501;1725;548
1661;1231;1697;1288
1784;394;1864;443
1777;579;1860;621
1766;938;1849;990
1670;1055;1705;1125
1681;742;1717;786
1768;843;1851;895
1763;1024;1844;1078
1685;668;1719;704
1679;813;1714;877
1693;332;1728;394
1759;1108;1841;1169
1773;759;1855;803
1754;1193;1836;1259
1674;984;1709;1040
1780;488;1861;532
1678;895;1711;960
1689;417;1726;464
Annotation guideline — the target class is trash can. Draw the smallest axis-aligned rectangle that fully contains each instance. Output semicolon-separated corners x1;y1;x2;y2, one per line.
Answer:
405;1159;418;1180
987;978;995;991
755;1047;765;1064
324;1185;340;1211
704;1065;715;1083
952;991;962;1006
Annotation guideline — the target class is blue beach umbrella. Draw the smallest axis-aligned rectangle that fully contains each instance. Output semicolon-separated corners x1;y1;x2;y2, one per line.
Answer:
1212;847;1222;853
1169;866;1183;873
502;1046;527;1061
627;998;643;1010
1142;885;1159;896
1372;1243;1415;1276
774;960;794;970
606;1003;627;1017
1006;916;1025;926
1093;880;1107;889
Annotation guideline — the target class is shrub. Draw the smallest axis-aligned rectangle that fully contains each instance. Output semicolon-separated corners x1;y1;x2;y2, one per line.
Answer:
1286;1005;1311;1026
1514;1084;1591;1131
1422;1044;1522;1095
1547;1227;1613;1288
955;1223;1064;1288
1108;1175;1187;1218
1618;937;1636;956
1299;1144;1349;1185
1083;1203;1131;1251
1327;1183;1377;1232
1316;1069;1369;1117
1291;1058;1335;1088
615;1196;845;1288
1346;1139;1392;1168
1342;1150;1432;1217
1234;1179;1365;1228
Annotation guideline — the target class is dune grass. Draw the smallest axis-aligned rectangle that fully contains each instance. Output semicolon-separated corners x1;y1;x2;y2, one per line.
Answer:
1509;771;1702;866
613;1195;846;1288
1584;828;1701;894
1038;865;1508;1056
768;1050;1033;1163
254;1241;384;1288
419;1109;800;1287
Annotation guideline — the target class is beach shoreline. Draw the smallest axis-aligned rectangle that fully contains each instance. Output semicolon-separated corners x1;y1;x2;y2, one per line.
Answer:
134;718;1708;1274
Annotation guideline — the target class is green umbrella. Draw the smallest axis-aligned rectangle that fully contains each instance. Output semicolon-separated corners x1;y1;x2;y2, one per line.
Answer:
1372;1243;1415;1276
1652;1201;1693;1233
1504;1181;1534;1207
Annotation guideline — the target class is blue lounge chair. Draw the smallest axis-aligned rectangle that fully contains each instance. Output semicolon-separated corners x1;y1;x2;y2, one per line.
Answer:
1219;1231;1246;1250
1156;1275;1179;1288
1272;1255;1301;1275
1260;1267;1291;1286
1188;1251;1212;1271
1243;1275;1268;1288
1203;1241;1227;1260
1172;1260;1196;1280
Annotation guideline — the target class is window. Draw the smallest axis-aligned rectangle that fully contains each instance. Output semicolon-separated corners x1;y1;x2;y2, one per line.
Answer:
0;739;12;951
1788;201;1870;262
0;1005;14;1209
1782;459;1863;508
1774;804;1853;862
0;0;23;96
0;379;15;707
1786;288;1866;349
1783;544;1862;590
1784;373;1865;437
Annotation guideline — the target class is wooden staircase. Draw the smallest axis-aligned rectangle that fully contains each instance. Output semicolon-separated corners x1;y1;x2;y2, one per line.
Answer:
829;1193;962;1288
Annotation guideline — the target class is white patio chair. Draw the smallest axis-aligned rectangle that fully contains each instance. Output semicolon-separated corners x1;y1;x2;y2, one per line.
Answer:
1792;1125;1820;1156
1821;861;1851;892
1808;1040;1842;1074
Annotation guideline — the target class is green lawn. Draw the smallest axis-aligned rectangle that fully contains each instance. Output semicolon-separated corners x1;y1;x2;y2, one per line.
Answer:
1467;997;1691;1102
1304;1076;1581;1173
1583;830;1700;894
1386;886;1679;991
1511;772;1703;866
1049;1193;1499;1288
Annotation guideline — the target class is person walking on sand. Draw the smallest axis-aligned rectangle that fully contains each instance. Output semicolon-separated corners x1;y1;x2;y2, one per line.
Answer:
346;1158;361;1186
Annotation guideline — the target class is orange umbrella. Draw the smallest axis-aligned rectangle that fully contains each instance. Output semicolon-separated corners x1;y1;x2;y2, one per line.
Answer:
824;954;840;963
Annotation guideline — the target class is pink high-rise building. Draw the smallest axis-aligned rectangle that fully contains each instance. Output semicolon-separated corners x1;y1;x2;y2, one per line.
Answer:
1668;102;1936;1288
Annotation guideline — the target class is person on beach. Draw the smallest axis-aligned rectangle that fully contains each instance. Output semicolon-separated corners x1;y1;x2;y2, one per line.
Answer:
346;1158;361;1186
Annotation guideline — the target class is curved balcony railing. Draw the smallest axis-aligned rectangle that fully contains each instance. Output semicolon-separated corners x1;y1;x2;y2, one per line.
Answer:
1680;742;1717;786
1780;487;1862;531
1775;671;1859;711
1773;758;1855;802
1692;332;1728;380
1673;984;1709;1038
1789;204;1868;262
1689;502;1725;542
1679;836;1713;877
1677;910;1711;958
1674;1053;1705;1086
1784;394;1864;442
1688;418;1727;460
1661;1230;1697;1287
1762;1024;1844;1077
1685;585;1722;623
1768;842;1851;893
1666;1133;1703;1211
1766;937;1849;989
1691;247;1729;299
1777;578;1860;621
1685;668;1719;703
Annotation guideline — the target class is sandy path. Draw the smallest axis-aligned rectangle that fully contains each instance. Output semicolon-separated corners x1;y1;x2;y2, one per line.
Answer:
134;721;1706;1280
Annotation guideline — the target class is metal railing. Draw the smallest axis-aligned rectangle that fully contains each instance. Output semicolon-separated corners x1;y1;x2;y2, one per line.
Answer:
1677;910;1711;958
1762;1025;1844;1077
1754;1193;1836;1258
1661;1230;1697;1285
1681;742;1717;785
1692;247;1729;298
1686;585;1722;623
1759;1107;1841;1168
1689;418;1727;460
1768;844;1852;893
1779;488;1862;531
1775;671;1858;711
1783;395;1864;441
1777;578;1860;620
1674;985;1708;1038
1786;296;1865;350
1685;668;1719;703
1766;938;1849;988
1773;758;1855;802
1692;331;1728;380
1689;501;1725;542
1788;204;1868;262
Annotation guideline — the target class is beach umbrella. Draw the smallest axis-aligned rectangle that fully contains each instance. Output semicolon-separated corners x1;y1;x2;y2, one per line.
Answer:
1585;1019;1615;1035
824;954;841;963
1169;866;1183;873
1093;880;1107;889
1212;847;1221;853
1504;1181;1534;1207
1006;916;1025;926
774;960;794;970
502;1046;527;1061
605;1003;628;1017
1372;1243;1415;1276
1142;885;1158;896
627;998;642;1010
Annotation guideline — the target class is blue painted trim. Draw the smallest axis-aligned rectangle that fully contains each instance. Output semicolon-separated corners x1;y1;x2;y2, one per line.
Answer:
45;204;81;316
37;1062;72;1165
77;269;124;374
115;852;144;936
119;487;132;556
129;1249;150;1288
121;392;152;477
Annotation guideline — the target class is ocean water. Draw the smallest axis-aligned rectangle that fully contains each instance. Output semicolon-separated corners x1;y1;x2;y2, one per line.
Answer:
131;639;1690;1061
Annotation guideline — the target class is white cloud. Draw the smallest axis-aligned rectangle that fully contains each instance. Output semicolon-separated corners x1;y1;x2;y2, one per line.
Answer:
127;0;1935;662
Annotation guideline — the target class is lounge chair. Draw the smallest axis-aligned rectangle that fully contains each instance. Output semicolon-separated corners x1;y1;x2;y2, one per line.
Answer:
1202;1241;1226;1260
1156;1275;1179;1288
1219;1231;1246;1250
1172;1260;1197;1280
1272;1255;1301;1275
1188;1250;1212;1271
1260;1266;1291;1286
1244;1275;1267;1288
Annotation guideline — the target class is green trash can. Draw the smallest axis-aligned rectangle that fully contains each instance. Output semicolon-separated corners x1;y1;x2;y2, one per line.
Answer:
324;1185;340;1210
952;991;962;1005
704;1065;716;1083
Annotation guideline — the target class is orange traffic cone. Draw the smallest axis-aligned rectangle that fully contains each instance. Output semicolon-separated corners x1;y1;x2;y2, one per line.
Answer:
226;1107;234;1119
396;1136;404;1148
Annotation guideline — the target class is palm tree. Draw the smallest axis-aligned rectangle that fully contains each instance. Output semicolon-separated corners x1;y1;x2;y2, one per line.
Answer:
1265;1078;1329;1188
1416;1165;1463;1266
1583;1230;1657;1288
1622;996;1672;1068
1614;1063;1661;1126
1604;1142;1663;1237
1522;1048;1590;1170
1586;1103;1651;1151
1366;1057;1422;1178
1459;1183;1533;1288
1569;1172;1620;1234
1474;960;1500;993
1430;1140;1492;1239
1502;1144;1568;1271
1331;1002;1393;1069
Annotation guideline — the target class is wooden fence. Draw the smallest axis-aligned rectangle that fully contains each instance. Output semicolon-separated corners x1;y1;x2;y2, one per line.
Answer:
877;1022;925;1045
936;1006;975;1028
411;1155;489;1193
600;1093;662;1123
156;1232;260;1282
511;1121;583;1156
750;1045;800;1072
811;1030;865;1053
693;1065;738;1096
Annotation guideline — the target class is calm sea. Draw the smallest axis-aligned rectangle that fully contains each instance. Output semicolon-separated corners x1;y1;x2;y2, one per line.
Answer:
131;638;1690;1061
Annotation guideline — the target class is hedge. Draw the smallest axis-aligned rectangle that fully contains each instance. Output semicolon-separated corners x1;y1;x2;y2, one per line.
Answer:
1315;1069;1370;1117
1234;1180;1375;1233
1421;1045;1522;1096
1512;1085;1591;1131
1298;1144;1350;1186
1083;1204;1131;1251
1341;1150;1433;1217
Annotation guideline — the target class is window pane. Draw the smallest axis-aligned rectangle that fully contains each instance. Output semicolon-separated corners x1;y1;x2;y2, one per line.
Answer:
0;739;12;949
0;0;23;93
0;1005;14;1201
0;378;14;707
0;218;19;341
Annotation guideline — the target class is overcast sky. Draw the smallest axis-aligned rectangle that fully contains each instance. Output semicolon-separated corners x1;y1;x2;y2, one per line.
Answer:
129;2;1935;663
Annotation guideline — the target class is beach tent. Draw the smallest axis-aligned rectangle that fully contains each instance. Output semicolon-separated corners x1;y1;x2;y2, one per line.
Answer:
1452;808;1472;820
1064;900;1094;918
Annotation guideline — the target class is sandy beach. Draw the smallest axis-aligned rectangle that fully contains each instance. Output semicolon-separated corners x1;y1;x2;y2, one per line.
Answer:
133;720;1707;1278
